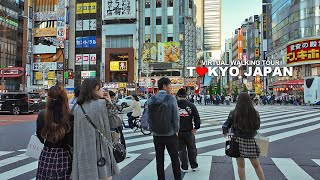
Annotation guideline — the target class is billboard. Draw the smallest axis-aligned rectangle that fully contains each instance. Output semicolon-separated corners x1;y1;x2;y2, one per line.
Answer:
57;0;66;48
102;0;136;20
75;54;97;65
76;2;97;14
286;38;320;65
76;19;97;31
142;42;180;63
237;28;243;60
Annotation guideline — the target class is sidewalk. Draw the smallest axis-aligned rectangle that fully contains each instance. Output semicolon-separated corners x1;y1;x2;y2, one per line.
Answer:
0;113;38;126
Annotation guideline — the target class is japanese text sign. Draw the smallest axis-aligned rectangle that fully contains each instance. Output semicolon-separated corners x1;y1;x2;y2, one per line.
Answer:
286;38;320;65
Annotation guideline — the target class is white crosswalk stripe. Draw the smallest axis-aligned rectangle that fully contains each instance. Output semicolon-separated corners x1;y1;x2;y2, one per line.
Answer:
0;105;319;179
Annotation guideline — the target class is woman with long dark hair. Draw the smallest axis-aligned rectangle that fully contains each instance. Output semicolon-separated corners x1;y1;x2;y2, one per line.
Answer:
72;78;120;180
222;92;265;180
36;85;73;179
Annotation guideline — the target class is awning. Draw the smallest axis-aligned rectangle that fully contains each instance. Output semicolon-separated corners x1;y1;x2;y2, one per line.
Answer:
272;79;303;86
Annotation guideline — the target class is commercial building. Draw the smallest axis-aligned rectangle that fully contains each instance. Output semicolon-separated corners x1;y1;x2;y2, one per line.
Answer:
0;0;26;92
138;0;197;94
266;0;320;95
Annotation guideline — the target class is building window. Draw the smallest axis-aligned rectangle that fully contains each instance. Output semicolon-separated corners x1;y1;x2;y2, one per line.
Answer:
189;0;193;9
145;34;150;43
145;0;150;8
168;16;173;24
156;0;162;8
156;17;162;25
156;34;161;42
168;0;173;7
167;37;173;42
145;17;150;25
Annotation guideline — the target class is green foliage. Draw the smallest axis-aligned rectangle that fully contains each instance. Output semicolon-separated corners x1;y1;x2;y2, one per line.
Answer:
234;86;239;97
242;84;249;92
209;85;214;95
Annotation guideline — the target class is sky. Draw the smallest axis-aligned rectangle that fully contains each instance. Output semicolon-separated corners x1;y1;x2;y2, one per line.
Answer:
221;0;262;51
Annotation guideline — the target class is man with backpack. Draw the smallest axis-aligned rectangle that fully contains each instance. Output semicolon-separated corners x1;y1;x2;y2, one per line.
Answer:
146;77;181;180
176;88;201;172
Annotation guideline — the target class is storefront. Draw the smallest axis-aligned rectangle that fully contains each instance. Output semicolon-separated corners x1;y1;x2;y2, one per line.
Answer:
138;77;184;94
272;80;304;95
0;67;25;92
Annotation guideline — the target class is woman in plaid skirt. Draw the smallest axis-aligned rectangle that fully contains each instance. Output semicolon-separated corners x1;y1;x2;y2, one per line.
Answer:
36;85;74;179
222;92;265;180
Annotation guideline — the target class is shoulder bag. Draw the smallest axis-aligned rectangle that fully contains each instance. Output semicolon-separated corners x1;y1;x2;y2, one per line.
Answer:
80;105;126;164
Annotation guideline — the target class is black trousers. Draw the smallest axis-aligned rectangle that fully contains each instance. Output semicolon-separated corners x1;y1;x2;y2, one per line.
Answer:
178;132;198;170
117;126;126;149
153;135;181;180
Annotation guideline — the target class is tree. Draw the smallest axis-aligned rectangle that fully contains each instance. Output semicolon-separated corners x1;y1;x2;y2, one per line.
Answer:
209;85;214;95
242;84;249;93
223;88;227;96
216;78;221;95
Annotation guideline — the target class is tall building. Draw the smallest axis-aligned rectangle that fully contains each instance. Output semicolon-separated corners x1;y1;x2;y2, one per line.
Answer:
138;0;197;94
266;0;320;95
0;0;26;92
203;0;221;61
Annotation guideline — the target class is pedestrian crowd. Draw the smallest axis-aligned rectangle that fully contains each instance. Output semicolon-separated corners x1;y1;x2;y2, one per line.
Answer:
33;77;266;180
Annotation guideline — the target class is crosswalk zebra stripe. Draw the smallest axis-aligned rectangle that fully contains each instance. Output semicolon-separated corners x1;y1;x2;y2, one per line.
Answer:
118;153;140;169
312;159;320;166
272;158;314;180
0;153;29;168
131;155;171;180
0;151;13;157
232;158;258;180
0;161;38;180
182;156;212;180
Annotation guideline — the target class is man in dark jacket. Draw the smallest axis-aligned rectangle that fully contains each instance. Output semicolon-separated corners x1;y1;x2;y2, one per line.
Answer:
176;88;201;172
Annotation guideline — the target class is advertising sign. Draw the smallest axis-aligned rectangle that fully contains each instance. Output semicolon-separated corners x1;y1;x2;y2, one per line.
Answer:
90;54;97;65
110;61;128;71
76;36;97;48
83;54;90;65
34;12;57;21
76;2;97;14
81;71;96;78
286;38;320;65
76;19;97;31
35;72;42;80
160;42;180;63
262;5;267;39
75;54;83;65
237;28;243;60
34;28;57;37
47;71;55;80
102;0;136;20
32;62;58;71
142;43;157;63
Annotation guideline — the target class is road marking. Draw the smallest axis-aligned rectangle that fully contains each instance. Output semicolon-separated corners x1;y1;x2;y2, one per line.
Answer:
312;159;320;166
0;161;38;180
0;151;13;157
232;158;258;180
272;158;314;180
132;155;171;180
0;153;29;168
183;156;212;180
118;153;140;169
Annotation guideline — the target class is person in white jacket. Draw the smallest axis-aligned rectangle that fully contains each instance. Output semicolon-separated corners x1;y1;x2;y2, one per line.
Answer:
123;95;142;131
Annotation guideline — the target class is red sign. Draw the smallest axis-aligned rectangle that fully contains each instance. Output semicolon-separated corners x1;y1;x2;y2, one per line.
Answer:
0;67;24;78
286;38;320;65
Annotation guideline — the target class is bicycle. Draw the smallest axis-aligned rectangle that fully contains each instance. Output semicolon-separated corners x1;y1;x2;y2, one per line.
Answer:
118;113;151;135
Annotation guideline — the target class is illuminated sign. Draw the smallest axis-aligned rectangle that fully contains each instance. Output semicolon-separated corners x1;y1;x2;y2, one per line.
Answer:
286;38;320;65
110;61;128;71
76;2;97;14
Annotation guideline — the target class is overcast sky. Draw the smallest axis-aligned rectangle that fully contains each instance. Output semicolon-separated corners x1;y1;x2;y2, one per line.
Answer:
221;0;262;51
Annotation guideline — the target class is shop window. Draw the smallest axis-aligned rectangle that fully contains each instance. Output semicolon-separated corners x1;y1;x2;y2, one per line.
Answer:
156;34;161;42
167;37;173;42
145;34;151;43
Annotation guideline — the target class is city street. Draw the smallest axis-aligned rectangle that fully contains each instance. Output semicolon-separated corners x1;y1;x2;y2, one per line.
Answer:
0;105;319;180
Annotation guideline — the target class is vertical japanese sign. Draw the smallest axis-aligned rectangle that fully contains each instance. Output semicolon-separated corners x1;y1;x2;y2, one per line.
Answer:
237;28;243;61
286;38;320;65
57;0;65;48
75;54;83;65
102;0;136;20
262;4;268;60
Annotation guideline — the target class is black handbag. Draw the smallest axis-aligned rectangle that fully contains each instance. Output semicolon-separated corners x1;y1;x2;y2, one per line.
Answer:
80;105;126;164
225;135;240;158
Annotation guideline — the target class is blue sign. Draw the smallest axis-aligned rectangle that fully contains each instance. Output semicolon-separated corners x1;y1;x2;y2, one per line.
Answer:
76;36;96;48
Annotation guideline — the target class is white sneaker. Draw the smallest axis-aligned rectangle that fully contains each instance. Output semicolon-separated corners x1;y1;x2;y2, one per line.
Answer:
192;167;200;171
181;168;188;173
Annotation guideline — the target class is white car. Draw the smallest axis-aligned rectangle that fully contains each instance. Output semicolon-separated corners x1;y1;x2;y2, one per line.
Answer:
117;96;148;108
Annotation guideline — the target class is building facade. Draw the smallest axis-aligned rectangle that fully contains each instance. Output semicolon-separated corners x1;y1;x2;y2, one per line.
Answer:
0;0;25;92
267;0;320;95
138;0;197;94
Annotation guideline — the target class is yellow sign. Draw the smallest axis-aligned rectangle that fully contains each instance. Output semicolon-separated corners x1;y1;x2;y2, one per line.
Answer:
34;28;57;37
110;61;127;71
35;72;42;80
119;83;127;88
76;2;97;14
254;37;260;45
48;80;54;86
47;71;55;80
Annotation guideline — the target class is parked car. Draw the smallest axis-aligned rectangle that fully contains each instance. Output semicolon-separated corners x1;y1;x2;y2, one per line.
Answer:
27;92;42;112
117;95;148;108
0;92;41;115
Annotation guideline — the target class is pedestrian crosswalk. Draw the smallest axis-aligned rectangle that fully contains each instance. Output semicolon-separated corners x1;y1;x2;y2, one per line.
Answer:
0;105;320;179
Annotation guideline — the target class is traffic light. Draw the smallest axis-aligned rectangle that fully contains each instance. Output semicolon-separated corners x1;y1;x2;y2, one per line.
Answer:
68;70;73;79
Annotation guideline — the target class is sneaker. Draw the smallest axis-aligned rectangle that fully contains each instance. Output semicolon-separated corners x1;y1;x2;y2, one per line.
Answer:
192;167;200;171
181;168;188;173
